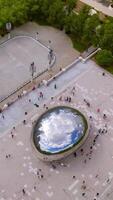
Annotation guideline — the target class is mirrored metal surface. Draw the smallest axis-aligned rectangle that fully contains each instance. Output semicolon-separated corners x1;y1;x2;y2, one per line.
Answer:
33;106;87;154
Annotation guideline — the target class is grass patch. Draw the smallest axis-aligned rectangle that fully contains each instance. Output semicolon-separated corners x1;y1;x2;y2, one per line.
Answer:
35;21;87;52
94;57;113;75
68;34;88;52
103;66;113;75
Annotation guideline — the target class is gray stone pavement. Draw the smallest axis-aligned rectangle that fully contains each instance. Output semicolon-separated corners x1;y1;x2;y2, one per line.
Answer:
0;60;113;200
13;22;79;69
1;22;113;200
0;22;79;103
0;59;92;134
0;36;50;100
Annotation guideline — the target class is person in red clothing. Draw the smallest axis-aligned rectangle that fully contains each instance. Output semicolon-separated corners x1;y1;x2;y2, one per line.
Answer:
97;108;100;113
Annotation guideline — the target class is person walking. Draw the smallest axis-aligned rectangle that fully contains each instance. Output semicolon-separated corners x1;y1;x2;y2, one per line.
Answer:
22;188;26;195
54;84;57;89
2;113;5;119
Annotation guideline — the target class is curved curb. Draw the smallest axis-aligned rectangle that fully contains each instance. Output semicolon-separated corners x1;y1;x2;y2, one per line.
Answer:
4;35;56;68
0;35;56;104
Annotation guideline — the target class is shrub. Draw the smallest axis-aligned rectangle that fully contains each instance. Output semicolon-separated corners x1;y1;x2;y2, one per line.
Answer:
96;49;113;67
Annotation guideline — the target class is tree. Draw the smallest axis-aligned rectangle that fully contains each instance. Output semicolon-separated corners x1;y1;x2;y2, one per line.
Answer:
0;0;29;27
83;14;100;45
27;0;40;21
39;0;55;20
96;49;113;67
47;0;66;29
65;0;76;15
70;5;90;38
11;0;29;25
64;13;75;33
99;21;113;53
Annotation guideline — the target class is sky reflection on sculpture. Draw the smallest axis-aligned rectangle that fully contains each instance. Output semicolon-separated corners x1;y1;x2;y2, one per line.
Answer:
33;107;86;154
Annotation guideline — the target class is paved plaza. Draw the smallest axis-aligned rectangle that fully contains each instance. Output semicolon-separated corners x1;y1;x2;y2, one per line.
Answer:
0;22;78;102
0;36;50;100
0;59;113;200
13;22;78;68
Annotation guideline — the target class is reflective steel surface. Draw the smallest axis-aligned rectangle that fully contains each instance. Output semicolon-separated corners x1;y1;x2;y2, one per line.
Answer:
33;106;88;154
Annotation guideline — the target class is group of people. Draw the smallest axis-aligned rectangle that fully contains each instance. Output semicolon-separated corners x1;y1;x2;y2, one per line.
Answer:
84;99;90;107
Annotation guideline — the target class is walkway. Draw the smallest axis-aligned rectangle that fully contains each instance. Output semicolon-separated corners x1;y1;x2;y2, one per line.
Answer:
0;36;51;100
0;59;94;134
80;0;113;17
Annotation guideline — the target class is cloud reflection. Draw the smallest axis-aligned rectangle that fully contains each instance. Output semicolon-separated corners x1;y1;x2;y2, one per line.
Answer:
34;108;85;153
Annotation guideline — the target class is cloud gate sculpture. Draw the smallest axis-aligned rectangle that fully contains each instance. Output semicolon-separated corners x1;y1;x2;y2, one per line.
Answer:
31;106;89;161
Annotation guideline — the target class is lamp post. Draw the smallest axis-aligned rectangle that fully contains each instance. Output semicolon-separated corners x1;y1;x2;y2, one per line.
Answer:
48;40;52;50
29;62;36;82
48;48;53;65
6;22;12;39
36;32;39;40
48;40;54;70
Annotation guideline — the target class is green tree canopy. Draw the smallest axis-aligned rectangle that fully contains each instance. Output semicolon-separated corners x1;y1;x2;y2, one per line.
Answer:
65;0;77;14
47;0;66;29
66;6;90;38
0;0;29;28
99;21;113;53
83;14;100;45
96;49;113;67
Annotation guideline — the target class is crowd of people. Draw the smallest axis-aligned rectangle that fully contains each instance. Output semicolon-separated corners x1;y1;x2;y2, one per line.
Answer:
0;65;111;200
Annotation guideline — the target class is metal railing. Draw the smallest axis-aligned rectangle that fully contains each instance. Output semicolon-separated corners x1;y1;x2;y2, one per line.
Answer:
0;34;56;104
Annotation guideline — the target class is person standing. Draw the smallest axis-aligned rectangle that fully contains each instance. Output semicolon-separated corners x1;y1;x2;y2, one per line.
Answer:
54;84;57;89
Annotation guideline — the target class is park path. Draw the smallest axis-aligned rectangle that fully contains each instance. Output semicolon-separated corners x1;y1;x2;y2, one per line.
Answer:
0;59;94;134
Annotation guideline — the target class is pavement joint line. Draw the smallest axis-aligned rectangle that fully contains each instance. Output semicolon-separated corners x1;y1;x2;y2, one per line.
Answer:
68;180;79;191
0;60;90;134
99;184;111;199
0;35;56;104
72;189;78;195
